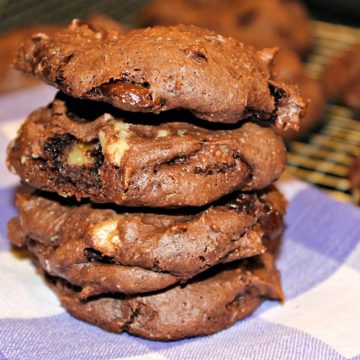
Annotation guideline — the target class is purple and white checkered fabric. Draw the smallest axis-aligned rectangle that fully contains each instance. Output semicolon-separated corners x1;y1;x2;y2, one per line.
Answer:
0;86;359;360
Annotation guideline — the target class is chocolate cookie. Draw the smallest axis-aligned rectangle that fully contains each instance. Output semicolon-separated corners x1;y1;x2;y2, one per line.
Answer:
349;156;360;204
0;25;61;94
7;96;287;207
86;14;127;33
138;0;313;55
8;186;285;298
323;44;360;111
271;49;326;140
13;20;305;129
44;252;283;340
0;15;124;94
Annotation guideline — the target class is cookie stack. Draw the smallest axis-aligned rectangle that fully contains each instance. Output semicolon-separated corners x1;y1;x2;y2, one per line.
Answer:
7;21;304;340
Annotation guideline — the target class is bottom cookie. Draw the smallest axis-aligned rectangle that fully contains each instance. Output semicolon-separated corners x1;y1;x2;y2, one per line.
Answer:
45;253;283;340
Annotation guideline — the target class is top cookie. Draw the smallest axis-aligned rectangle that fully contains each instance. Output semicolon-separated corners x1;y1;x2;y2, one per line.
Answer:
13;20;304;130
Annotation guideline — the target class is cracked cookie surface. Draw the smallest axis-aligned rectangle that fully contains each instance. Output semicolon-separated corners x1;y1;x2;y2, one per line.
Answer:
13;20;305;129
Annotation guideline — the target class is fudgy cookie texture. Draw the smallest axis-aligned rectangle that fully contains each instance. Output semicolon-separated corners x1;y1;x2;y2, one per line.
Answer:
349;156;360;204
13;20;305;129
8;186;286;297
323;44;360;111
43;252;283;340
138;0;313;55
271;49;326;140
7;95;287;207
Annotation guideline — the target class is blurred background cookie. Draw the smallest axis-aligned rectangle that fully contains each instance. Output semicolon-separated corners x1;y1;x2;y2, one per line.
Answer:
87;13;127;32
323;44;360;111
349;155;360;204
271;49;326;140
138;0;313;55
0;25;61;94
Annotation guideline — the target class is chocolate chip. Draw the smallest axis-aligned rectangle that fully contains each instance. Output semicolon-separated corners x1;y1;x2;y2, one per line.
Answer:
237;9;257;26
43;134;75;160
184;46;208;62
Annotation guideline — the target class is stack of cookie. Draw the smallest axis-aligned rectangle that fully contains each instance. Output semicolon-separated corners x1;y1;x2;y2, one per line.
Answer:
7;21;305;340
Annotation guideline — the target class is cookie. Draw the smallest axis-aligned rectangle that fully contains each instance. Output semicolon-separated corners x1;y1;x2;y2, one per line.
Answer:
271;49;326;140
13;20;305;129
7;95;287;207
138;0;313;55
0;25;61;94
44;252;283;340
349;156;360;204
8;185;285;298
86;14;127;33
0;15;124;94
323;44;360;111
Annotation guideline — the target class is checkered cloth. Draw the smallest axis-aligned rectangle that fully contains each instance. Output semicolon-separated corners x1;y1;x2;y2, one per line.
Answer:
0;86;360;360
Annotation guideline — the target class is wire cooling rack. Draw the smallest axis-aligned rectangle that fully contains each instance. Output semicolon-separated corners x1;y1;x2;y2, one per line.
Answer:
286;21;360;203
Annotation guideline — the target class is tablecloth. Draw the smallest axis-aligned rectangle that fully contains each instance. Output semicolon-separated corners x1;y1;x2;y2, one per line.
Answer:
0;86;359;360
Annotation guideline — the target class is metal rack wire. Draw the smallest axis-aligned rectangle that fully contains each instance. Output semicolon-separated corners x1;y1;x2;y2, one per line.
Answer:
286;21;360;203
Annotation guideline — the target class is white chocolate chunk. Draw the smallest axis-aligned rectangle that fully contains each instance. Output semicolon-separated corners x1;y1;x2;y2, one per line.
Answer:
99;120;130;166
156;129;169;138
177;129;187;136
90;217;122;252
67;143;94;166
220;145;231;153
